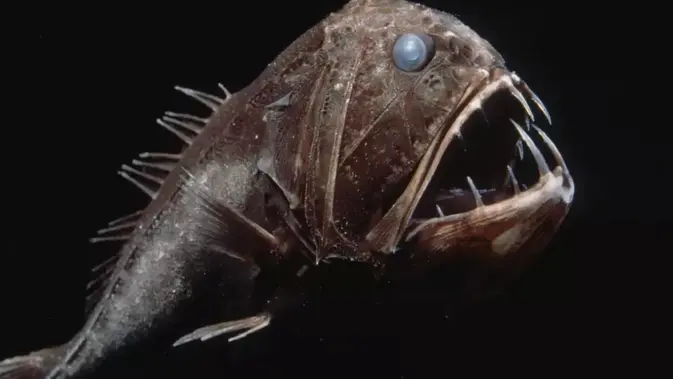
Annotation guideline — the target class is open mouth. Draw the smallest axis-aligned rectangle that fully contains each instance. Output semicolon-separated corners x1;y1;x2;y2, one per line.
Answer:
409;75;569;224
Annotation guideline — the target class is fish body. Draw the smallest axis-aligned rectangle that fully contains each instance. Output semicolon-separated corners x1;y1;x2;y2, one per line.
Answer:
0;1;574;378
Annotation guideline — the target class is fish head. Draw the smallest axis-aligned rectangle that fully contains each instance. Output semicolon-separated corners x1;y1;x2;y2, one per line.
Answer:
310;0;574;270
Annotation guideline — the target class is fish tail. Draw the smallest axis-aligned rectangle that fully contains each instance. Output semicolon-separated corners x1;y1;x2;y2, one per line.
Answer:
0;346;65;379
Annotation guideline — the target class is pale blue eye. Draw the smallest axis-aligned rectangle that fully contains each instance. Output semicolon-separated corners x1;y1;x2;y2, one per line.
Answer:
392;33;435;72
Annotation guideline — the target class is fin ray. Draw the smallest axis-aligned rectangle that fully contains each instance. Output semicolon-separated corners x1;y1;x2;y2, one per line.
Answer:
178;169;279;261
106;210;144;226
138;152;181;160
84;254;119;313
89;235;130;243
161;115;203;134
174;86;223;111
156;118;193;145
131;159;174;173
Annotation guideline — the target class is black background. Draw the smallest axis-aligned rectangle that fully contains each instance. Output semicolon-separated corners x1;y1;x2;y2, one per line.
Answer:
1;0;659;377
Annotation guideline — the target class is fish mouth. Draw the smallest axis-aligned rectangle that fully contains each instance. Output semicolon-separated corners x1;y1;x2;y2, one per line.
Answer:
405;72;574;255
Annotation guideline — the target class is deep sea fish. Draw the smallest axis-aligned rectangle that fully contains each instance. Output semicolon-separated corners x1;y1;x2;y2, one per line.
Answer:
0;0;574;378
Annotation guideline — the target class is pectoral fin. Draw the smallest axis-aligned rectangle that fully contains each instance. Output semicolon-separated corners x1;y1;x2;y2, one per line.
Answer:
173;312;271;346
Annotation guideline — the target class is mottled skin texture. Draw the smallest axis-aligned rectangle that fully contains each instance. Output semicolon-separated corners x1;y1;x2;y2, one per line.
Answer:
260;0;504;261
0;1;574;378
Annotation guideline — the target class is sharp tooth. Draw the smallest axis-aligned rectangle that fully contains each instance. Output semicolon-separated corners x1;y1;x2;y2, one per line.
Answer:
456;130;466;151
509;87;535;123
518;83;551;126
510;73;552;126
466;176;484;208
532;125;568;172
506;165;521;194
479;107;491;127
435;204;445;217
510;119;550;176
515;139;524;160
528;89;551;126
524;117;532;131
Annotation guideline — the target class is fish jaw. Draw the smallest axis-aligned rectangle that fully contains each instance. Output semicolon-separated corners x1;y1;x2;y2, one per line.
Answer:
399;70;574;273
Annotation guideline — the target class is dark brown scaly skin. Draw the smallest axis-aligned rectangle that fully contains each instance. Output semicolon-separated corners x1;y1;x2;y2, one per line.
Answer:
0;1;574;378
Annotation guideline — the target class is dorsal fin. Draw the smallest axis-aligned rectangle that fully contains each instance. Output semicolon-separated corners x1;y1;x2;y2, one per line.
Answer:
84;83;234;314
84;253;120;314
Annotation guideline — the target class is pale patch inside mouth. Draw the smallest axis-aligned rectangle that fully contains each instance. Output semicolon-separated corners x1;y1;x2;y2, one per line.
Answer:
410;88;559;221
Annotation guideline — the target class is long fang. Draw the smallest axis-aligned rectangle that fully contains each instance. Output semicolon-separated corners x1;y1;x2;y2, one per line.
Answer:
174;86;223;111
510;119;550;175
510;72;552;126
524;86;552;126
509;87;535;122
466;176;484;207
533;125;569;172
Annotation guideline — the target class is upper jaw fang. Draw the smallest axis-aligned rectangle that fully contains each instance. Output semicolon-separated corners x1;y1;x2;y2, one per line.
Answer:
462;73;573;207
511;72;552;126
510;119;550;175
508;73;573;199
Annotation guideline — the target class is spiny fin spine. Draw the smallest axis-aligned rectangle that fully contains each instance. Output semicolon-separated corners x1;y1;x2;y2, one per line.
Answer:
84;83;235;312
90;210;143;243
174;86;225;111
84;254;119;314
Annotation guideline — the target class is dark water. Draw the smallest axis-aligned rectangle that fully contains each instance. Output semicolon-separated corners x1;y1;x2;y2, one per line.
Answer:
2;0;650;376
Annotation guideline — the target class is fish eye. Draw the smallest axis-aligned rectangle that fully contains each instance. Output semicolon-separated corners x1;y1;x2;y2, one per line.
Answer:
392;32;435;72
